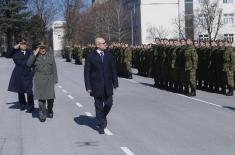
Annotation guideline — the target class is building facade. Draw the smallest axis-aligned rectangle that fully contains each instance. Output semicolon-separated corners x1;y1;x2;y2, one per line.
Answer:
91;0;235;45
49;21;66;56
123;0;183;44
193;0;235;46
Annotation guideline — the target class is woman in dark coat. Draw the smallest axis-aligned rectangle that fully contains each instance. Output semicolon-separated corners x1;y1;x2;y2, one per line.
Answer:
6;38;34;112
27;42;58;122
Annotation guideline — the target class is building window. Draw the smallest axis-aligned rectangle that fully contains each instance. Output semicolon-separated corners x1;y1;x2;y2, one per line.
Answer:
224;14;234;24
223;0;233;4
199;14;206;25
199;34;209;41
199;0;205;3
224;34;234;43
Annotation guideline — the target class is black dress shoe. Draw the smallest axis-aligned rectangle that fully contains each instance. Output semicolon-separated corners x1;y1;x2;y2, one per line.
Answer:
47;112;53;118
20;104;26;111
39;118;46;122
98;127;105;134
27;106;35;113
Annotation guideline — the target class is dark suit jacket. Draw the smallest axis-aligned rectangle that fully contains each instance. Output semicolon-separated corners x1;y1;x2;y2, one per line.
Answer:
84;48;118;97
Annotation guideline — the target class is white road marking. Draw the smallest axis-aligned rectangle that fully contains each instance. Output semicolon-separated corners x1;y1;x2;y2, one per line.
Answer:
177;94;223;108
75;102;83;108
62;89;68;93
104;128;113;136
121;147;135;155
67;95;74;100
58;85;62;88
85;112;93;117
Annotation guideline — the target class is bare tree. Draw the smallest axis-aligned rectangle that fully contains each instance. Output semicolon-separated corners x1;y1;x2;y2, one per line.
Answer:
108;0;130;43
146;25;169;41
195;0;223;41
172;15;186;39
28;0;58;41
72;0;131;44
60;0;83;46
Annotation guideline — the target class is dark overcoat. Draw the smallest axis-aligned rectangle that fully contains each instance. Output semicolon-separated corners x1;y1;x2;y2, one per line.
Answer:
7;49;34;93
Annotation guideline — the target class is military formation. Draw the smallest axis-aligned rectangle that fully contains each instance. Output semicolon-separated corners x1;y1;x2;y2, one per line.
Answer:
62;38;235;97
63;45;84;64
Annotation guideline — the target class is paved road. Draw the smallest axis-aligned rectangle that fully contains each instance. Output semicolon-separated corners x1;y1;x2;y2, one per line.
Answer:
0;57;235;155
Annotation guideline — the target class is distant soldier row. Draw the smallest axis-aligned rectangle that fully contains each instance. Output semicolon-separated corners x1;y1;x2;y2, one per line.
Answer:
61;38;235;96
62;45;84;65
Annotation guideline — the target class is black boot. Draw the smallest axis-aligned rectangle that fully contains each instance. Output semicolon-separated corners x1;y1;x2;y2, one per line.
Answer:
221;87;226;95
185;87;191;96
191;88;196;97
47;99;54;118
27;93;34;113
18;93;26;111
226;87;234;96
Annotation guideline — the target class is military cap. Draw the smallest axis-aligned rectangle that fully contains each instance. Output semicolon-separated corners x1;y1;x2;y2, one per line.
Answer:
37;41;46;48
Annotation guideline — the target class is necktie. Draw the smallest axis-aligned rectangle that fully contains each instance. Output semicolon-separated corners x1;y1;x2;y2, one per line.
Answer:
22;50;26;55
100;52;104;62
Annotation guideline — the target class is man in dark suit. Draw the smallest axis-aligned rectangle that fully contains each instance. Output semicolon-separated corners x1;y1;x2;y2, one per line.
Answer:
84;37;119;134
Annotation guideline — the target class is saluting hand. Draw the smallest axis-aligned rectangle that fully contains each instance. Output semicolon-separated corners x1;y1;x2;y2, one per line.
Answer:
34;48;40;56
14;43;20;49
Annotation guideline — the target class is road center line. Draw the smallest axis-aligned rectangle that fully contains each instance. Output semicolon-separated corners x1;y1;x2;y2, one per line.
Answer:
67;95;74;100
85;112;93;117
62;89;68;93
75;102;83;108
121;147;135;155
104;129;113;136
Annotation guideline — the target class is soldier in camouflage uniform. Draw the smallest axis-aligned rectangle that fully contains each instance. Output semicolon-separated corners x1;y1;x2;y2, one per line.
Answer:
223;40;235;96
184;38;198;96
170;40;181;92
123;44;133;79
152;38;161;87
196;41;205;89
209;40;218;92
65;45;72;62
217;40;226;94
177;39;187;93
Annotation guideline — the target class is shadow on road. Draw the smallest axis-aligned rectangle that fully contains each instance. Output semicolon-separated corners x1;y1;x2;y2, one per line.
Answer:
6;101;20;109
75;141;99;147
223;106;235;112
74;115;98;132
139;82;155;88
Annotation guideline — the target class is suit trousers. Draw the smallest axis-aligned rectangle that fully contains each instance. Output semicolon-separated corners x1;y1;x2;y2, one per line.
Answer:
94;95;113;128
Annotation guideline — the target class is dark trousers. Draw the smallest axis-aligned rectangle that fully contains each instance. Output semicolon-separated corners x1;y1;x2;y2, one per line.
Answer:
18;93;34;106
94;95;113;127
38;99;54;119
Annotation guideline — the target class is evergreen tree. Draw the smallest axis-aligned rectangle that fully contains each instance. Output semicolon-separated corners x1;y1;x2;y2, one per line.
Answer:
0;0;30;50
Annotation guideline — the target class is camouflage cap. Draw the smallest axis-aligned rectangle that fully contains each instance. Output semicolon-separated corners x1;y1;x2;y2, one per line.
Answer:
37;41;46;48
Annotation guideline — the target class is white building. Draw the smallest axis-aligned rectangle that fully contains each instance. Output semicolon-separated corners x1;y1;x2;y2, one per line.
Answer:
124;0;235;45
124;0;183;44
49;21;66;56
193;0;235;46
